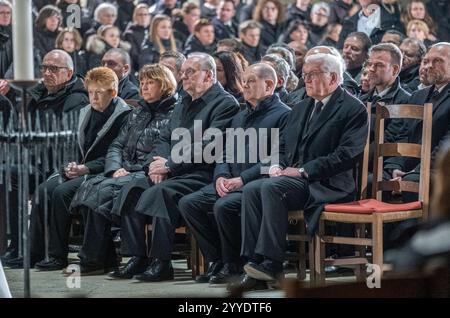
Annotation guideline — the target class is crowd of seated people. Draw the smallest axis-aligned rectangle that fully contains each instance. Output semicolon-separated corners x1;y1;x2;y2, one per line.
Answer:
0;0;450;291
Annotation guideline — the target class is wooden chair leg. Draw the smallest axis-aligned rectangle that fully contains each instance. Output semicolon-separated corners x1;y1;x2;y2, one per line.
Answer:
308;238;316;286
190;234;205;278
355;223;367;282
315;219;326;286
297;220;307;280
372;215;384;277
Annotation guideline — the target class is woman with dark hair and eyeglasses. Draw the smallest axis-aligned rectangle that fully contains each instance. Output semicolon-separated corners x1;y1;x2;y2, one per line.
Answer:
34;5;62;57
213;51;244;103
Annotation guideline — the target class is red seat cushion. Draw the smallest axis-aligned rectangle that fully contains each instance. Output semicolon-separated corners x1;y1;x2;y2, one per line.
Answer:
324;199;422;214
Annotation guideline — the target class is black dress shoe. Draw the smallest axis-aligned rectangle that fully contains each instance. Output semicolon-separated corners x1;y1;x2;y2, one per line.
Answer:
244;260;283;281
108;256;149;279
1;247;18;262
35;257;68;271
209;262;241;284
227;273;268;292
195;261;223;283
133;259;174;282
3;255;40;268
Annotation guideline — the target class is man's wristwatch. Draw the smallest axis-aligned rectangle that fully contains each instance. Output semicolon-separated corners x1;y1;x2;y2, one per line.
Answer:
298;167;308;178
164;161;171;173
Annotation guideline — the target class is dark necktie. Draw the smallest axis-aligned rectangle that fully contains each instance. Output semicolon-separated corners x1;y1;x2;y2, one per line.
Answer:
429;89;440;103
372;94;382;104
306;101;323;132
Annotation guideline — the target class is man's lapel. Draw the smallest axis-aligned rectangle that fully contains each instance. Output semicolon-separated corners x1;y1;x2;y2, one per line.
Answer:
302;87;344;141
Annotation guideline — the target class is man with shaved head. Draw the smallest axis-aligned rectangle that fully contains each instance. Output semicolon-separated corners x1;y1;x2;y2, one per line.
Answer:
179;63;291;285
1;49;89;265
385;42;450;203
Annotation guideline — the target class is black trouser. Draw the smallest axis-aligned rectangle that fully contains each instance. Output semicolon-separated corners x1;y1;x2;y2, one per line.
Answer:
179;184;242;264
241;176;310;262
78;207;117;267
29;175;84;261
125;176;210;261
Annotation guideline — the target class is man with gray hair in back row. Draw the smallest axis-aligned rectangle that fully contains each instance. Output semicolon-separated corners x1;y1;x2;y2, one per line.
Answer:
235;52;369;289
108;52;240;282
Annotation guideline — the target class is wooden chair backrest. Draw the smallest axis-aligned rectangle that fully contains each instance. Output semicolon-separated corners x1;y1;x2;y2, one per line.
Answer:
372;103;433;220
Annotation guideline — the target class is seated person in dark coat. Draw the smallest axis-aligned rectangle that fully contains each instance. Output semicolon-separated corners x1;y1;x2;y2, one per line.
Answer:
183;19;217;55
107;53;239;281
179;63;291;284
26;67;131;270
0;50;89;264
101;48;140;101
342;32;372;83
238;20;266;65
62;65;177;275
399;37;426;93
337;0;404;49
261;54;290;106
213;51;244;104
360;43;411;149
159;50;186;91
138;15;183;68
235;52;368;289
212;0;239;41
385;43;450;203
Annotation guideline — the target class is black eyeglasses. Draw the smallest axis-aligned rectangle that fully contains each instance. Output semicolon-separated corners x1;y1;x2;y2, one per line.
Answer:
40;65;69;73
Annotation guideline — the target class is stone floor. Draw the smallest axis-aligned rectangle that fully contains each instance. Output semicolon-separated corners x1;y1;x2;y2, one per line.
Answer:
3;256;356;298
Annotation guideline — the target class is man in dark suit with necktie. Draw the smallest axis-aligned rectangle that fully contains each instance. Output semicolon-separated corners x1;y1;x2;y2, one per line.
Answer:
212;0;238;41
236;52;369;288
385;42;450;203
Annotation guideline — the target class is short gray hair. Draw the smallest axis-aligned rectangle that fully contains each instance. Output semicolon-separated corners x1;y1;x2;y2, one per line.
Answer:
266;46;295;71
47;49;74;71
305;53;344;84
104;48;131;66
188;52;217;82
261;54;290;87
94;3;117;22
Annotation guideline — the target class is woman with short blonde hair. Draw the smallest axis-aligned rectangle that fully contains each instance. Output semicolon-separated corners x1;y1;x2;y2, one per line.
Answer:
30;66;131;273
139;64;177;99
85;66;119;94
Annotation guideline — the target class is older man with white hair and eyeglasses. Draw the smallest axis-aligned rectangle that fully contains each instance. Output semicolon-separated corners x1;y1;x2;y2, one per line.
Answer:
235;52;369;290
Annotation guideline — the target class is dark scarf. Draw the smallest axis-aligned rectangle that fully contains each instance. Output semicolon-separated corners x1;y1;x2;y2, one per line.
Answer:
83;99;115;153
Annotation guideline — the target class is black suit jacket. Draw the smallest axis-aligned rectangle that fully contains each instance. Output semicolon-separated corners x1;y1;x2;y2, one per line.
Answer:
385;83;450;173
360;77;411;143
212;17;238;41
284;86;369;234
